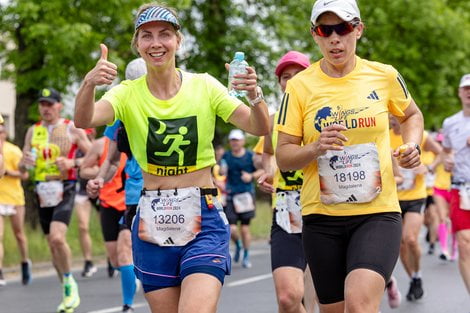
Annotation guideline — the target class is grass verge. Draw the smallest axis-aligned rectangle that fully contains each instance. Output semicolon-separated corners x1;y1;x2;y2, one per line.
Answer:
2;198;272;268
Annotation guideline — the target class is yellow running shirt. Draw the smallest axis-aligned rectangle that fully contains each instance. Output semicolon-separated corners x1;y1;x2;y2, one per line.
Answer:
420;149;435;196
253;137;264;154
103;71;241;176
272;112;303;192
277;56;411;216
390;131;427;201
0;141;25;205
434;163;451;190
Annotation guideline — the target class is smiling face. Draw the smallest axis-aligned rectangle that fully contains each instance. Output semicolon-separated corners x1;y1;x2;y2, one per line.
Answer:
312;12;363;71
135;21;181;70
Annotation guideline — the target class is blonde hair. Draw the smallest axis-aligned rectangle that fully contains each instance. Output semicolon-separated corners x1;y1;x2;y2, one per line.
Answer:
131;2;183;55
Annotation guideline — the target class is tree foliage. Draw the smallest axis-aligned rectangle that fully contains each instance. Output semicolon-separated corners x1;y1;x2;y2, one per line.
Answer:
359;0;470;129
0;0;469;147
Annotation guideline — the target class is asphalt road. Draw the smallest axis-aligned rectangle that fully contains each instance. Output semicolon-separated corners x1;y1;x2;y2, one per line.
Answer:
1;239;469;313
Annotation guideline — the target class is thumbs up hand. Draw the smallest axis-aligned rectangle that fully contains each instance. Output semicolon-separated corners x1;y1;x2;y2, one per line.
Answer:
84;43;118;86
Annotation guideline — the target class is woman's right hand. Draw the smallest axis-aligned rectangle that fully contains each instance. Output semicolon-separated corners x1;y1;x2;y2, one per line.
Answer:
84;44;118;87
257;172;275;194
313;124;348;157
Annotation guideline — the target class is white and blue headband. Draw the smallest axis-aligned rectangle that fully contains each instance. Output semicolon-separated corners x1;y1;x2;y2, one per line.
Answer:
135;6;180;30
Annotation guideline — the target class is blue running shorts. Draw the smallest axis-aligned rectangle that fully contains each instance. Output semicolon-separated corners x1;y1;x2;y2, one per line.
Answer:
132;188;231;290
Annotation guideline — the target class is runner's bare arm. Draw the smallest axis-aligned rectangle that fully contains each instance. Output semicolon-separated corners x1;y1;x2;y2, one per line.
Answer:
391;152;404;185
441;147;454;172
423;134;443;172
393;99;424;168
75;44;117;128
228;103;269;137
0;140;4;178
80;138;104;180
99;139;121;183
71;126;92;153
257;131;276;194
19;127;34;172
227;66;269;136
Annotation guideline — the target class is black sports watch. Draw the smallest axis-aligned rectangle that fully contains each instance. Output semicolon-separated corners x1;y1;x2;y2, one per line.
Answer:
412;143;421;155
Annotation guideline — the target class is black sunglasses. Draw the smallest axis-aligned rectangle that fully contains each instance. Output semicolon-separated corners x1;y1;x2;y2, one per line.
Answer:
312;20;359;37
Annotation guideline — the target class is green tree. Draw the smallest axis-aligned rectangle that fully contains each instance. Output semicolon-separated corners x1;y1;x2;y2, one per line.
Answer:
0;0;148;147
359;0;470;129
1;0;469;142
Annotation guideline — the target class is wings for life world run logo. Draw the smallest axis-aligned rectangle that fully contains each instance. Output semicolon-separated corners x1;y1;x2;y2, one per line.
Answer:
314;105;375;132
328;151;371;170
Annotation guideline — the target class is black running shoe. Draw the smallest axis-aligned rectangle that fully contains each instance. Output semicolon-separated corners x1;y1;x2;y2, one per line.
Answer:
0;269;6;286
21;260;32;285
81;260;97;278
427;243;435;255
107;259;117;278
122;304;134;312
412;278;424;299
406;278;424;301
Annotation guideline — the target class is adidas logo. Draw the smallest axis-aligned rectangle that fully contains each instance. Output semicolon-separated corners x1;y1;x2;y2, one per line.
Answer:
163;237;175;245
367;90;379;100
346;194;358;202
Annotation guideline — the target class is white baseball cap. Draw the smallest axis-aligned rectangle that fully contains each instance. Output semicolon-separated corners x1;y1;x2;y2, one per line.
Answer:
459;74;470;88
228;129;245;140
125;58;147;80
311;0;361;25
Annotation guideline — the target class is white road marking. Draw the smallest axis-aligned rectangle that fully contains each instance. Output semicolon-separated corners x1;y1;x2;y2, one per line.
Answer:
226;273;272;287
87;302;146;313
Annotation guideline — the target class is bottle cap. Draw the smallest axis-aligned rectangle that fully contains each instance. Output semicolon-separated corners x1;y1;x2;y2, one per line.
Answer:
234;52;245;60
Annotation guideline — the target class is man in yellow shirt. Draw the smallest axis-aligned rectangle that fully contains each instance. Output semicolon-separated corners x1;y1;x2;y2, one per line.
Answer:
0;124;32;286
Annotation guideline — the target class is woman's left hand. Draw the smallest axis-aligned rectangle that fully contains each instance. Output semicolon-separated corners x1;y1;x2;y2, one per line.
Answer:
394;143;421;169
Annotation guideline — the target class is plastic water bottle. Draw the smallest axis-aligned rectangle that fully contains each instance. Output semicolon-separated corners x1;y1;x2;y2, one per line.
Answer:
26;148;37;179
219;159;228;176
26;147;37;169
228;52;248;98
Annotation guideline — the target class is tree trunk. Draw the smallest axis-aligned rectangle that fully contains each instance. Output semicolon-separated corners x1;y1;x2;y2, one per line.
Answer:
15;91;39;229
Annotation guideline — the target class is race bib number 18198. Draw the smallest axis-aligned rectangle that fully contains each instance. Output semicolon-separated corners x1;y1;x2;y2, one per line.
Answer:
318;143;382;205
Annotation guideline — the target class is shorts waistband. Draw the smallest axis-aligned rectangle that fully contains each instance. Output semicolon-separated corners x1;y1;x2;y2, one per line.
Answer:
141;187;218;197
276;188;301;193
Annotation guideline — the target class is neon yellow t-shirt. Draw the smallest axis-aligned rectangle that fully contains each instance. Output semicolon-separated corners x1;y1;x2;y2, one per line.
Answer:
390;130;427;200
103;71;241;176
0;114;3;123
31;120;76;181
0;141;25;205
276;56;411;216
434;163;451;190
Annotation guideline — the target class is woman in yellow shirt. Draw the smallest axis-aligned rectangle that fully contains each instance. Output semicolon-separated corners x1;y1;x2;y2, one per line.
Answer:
276;0;424;312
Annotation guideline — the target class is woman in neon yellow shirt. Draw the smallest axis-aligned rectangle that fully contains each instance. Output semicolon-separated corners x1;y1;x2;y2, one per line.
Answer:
74;3;268;313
